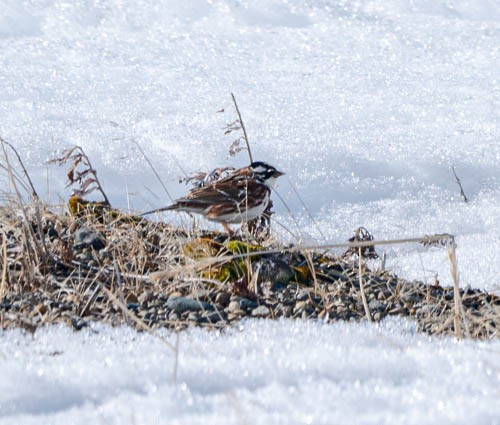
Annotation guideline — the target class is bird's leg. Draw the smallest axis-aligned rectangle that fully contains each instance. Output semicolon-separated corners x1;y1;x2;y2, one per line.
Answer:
221;222;234;236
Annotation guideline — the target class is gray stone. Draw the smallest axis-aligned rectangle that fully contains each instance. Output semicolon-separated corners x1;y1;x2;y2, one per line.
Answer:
165;297;214;314
368;300;386;313
73;226;106;250
138;290;154;306
252;257;294;285
294;300;308;314
229;297;257;311
252;305;270;317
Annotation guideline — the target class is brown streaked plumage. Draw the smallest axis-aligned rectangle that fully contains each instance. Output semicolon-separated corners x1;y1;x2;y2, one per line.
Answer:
142;162;284;234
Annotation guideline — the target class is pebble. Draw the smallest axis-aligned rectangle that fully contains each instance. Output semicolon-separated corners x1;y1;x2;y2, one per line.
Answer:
368;300;386;313
138;290;154;306
294;300;308;313
252;305;270;317
165;297;214;314
229;297;257;311
73;227;106;250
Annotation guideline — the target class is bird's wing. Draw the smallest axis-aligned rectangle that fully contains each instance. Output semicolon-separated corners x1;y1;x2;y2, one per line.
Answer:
181;177;255;205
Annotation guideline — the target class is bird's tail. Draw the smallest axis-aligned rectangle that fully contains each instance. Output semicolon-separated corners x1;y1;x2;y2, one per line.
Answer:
140;204;176;216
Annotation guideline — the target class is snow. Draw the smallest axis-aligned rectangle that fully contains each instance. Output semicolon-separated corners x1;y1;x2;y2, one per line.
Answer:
1;319;499;424
0;0;499;423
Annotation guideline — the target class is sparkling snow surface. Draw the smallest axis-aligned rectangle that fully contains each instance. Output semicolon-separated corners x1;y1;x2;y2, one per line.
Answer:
0;1;499;423
1;320;500;425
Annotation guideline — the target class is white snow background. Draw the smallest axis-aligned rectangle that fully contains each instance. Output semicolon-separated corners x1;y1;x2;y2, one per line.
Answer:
0;0;499;423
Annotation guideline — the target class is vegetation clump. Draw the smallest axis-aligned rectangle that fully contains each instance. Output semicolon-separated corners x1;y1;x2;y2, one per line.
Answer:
0;201;498;339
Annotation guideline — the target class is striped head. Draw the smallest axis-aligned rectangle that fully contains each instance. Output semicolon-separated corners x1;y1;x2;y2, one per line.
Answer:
249;162;285;187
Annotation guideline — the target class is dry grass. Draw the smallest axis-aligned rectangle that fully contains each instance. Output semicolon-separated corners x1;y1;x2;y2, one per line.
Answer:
0;137;498;340
0;199;498;339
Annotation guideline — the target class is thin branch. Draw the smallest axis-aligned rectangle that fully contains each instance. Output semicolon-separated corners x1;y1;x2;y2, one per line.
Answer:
0;230;8;300
150;234;456;281
447;240;470;339
76;146;111;206
0;137;38;199
131;139;174;203
0;137;41;268
113;259;131;326
231;93;253;164
451;166;468;203
358;247;372;322
287;177;326;241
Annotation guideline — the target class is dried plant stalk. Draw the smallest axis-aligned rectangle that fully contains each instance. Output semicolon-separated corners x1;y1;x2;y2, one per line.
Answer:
0;232;7;300
50;145;110;205
447;241;468;338
358;247;372;322
230;93;253;163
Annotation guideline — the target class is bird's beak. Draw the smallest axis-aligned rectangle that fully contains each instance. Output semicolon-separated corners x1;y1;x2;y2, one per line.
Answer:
275;170;285;177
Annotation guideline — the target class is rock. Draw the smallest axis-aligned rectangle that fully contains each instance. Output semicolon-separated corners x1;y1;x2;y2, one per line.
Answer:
73;226;106;250
227;312;245;321
165;297;214;314
294;300;308;314
296;290;310;301
168;311;179;321
187;312;199;322
34;303;48;315
215;291;231;306
276;304;293;317
401;293;423;304
126;303;139;312
199;311;222;324
368;300;386;313
138;290;154;306
416;304;437;317
252;305;270;318
70;317;88;331
252;257;294;285
125;293;138;303
229;297;258;311
227;300;242;314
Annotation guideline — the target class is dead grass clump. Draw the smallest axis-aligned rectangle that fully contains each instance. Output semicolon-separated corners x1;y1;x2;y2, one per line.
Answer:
0;201;498;339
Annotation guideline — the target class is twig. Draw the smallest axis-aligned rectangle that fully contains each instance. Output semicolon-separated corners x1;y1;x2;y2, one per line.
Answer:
451;166;468;203
198;234;457;264
0;137;38;199
271;188;305;241
113;259;131;326
0;138;49;260
304;251;319;296
447;240;469;338
131;139;174;203
231;93;253;164
0;137;41;268
287;178;326;241
76;146;111;206
358;247;372;322
0;231;7;300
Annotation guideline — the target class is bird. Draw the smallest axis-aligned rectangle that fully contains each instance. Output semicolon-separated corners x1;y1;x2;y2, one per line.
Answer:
142;161;284;235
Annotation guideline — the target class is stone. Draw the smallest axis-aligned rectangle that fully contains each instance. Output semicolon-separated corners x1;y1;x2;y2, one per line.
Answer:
165;297;214;314
368;300;386;313
229;297;257;311
294;300;307;314
138;290;154;306
252;305;270;318
252;257;294;285
73;226;106;250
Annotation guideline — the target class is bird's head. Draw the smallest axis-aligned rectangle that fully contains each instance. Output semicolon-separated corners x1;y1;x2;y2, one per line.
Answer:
249;161;285;187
